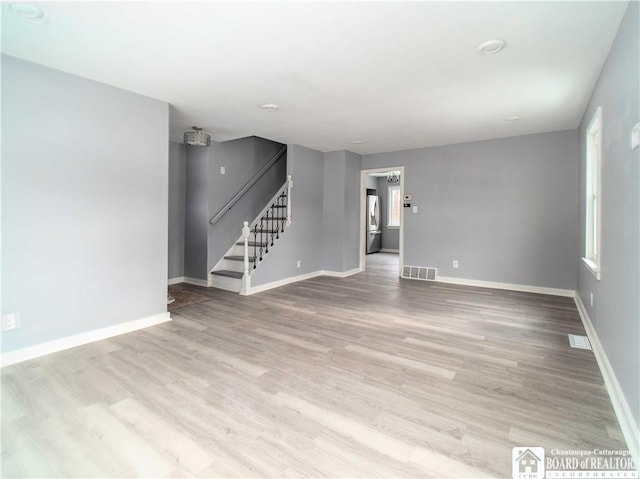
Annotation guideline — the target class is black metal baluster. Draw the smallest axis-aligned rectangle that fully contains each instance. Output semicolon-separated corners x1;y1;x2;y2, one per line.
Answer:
274;203;279;240
262;216;268;254
270;208;275;246
253;224;257;269
281;193;286;232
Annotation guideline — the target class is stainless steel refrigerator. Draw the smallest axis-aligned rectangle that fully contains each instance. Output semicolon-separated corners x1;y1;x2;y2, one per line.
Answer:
366;195;382;254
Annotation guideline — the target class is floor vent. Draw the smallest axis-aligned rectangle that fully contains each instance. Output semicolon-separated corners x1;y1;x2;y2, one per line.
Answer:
568;334;592;350
401;265;437;281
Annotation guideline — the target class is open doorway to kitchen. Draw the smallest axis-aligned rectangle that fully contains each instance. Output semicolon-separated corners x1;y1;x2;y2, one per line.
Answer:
359;167;404;276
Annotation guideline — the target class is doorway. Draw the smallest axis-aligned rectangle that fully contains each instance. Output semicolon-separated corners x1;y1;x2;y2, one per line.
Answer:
359;167;404;276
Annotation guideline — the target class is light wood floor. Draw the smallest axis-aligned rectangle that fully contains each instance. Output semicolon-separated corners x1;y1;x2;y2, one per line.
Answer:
1;253;626;478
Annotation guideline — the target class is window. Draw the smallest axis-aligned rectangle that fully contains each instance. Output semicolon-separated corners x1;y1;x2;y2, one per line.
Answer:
387;185;401;228
583;106;602;279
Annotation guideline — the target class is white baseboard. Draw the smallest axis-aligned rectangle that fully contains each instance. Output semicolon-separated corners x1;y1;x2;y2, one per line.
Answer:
574;294;639;464
437;275;575;297
1;312;171;367
183;277;210;287
380;249;399;254
244;268;361;295
168;276;185;285
244;271;321;295
320;268;361;278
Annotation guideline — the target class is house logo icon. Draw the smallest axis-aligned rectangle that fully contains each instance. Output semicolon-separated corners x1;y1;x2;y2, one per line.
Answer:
512;447;545;479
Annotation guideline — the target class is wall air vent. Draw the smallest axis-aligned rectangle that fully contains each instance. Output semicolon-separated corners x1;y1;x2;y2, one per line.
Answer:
401;265;437;281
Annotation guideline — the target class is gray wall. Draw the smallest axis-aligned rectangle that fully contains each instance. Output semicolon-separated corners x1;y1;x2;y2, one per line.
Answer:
251;145;325;286
577;2;639;429
322;151;361;271
377;176;400;251
1;55;169;352
168;141;186;279
343;151;361;270
362;130;579;289
184;145;210;280
183;136;286;280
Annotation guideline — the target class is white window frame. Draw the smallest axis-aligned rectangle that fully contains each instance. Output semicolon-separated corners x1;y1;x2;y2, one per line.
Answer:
387;185;401;229
582;106;602;280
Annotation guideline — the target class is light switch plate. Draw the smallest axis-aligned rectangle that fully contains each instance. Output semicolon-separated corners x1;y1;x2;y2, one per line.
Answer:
632;122;640;150
412;206;418;213
220;166;226;175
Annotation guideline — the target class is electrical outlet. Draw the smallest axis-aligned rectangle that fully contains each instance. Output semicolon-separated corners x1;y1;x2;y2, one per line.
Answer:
220;166;226;175
590;292;594;307
452;260;459;269
2;313;20;331
296;260;301;268
631;123;640;150
412;206;418;213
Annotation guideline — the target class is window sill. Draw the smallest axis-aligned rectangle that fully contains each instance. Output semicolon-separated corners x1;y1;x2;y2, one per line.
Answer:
386;226;400;230
582;257;601;280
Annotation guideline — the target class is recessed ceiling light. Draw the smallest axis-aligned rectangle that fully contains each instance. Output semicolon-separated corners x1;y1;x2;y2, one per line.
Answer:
505;116;522;121
260;104;279;112
352;140;365;144
477;38;507;54
8;3;45;22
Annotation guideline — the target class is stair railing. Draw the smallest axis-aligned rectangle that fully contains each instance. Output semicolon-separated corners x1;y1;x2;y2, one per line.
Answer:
210;145;287;226
242;175;293;290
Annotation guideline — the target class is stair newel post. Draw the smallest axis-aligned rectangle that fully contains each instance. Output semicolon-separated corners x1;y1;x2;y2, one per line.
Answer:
241;221;250;292
286;175;293;225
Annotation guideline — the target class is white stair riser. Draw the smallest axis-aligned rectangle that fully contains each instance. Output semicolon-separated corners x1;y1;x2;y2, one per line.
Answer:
220;259;247;272
211;274;242;293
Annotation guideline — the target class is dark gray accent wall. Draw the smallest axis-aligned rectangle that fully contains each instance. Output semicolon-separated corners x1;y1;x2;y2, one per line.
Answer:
577;2;639;429
207;137;286;273
1;55;169;352
362;130;579;289
376;176;400;251
183;136;286;280
251;145;325;285
168;141;186;279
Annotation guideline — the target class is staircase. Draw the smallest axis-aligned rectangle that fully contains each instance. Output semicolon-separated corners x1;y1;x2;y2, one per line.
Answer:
210;175;293;294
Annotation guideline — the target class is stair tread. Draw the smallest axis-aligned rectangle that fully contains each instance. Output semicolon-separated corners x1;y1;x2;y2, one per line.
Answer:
271;205;287;208
224;255;256;262
211;270;244;279
237;241;269;247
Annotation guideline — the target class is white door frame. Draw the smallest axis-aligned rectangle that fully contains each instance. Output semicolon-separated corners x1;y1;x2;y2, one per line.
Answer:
359;166;405;275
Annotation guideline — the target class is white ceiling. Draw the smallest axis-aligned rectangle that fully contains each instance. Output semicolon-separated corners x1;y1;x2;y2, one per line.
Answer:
2;1;629;155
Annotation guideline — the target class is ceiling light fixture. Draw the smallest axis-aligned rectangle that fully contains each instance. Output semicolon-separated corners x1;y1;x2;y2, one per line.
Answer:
477;38;507;54
183;126;211;147
387;171;400;184
261;104;279;112
505;116;522;121
352;140;365;144
8;3;45;22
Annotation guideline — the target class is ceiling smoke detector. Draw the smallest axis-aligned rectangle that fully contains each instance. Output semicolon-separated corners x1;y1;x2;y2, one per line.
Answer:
477;38;507;54
183;126;211;147
261;104;279;112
